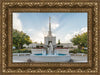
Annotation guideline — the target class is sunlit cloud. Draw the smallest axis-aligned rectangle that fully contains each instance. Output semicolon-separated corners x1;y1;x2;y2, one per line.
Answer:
64;27;87;43
51;23;59;29
24;27;47;43
30;26;87;43
80;27;87;34
13;13;23;31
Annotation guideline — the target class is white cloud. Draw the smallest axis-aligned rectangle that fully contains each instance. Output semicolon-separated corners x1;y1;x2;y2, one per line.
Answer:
51;23;59;29
31;31;44;43
25;27;47;43
27;29;33;32
41;27;48;36
64;27;87;43
13;13;23;31
65;34;74;43
49;16;59;30
23;26;87;44
80;27;87;34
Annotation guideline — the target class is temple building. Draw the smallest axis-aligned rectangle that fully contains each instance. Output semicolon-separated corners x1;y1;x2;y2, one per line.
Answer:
23;17;78;54
44;17;56;46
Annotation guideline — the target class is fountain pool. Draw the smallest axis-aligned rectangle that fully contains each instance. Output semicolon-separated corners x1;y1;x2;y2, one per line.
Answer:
30;54;71;62
30;42;71;62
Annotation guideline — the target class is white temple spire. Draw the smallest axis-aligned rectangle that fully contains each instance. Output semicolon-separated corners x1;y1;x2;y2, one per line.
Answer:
48;17;52;36
49;17;51;32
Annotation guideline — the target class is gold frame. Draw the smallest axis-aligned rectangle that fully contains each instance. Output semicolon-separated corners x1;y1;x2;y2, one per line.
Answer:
0;0;99;74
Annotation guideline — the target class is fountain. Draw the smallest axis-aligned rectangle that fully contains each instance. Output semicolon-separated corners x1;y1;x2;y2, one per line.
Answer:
48;42;54;55
30;42;71;62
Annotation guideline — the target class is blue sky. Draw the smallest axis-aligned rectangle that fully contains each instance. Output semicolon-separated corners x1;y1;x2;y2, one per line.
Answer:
13;12;87;43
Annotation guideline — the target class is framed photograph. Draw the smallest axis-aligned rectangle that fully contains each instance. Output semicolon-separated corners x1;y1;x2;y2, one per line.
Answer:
12;12;88;63
0;0;100;75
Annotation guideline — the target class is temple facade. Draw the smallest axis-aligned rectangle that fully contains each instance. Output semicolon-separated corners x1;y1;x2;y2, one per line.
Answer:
44;17;56;46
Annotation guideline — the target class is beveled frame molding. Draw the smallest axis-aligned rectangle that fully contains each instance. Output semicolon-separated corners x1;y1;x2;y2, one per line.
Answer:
1;1;99;74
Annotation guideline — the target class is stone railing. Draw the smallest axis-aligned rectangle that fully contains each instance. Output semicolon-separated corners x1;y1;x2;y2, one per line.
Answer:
13;53;31;56
69;53;87;56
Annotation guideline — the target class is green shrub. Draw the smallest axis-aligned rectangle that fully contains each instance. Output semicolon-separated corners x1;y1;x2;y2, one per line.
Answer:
69;48;88;54
12;50;31;53
80;50;85;53
20;49;26;51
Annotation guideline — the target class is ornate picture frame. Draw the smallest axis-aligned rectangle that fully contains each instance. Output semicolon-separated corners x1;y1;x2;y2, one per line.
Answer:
0;0;100;75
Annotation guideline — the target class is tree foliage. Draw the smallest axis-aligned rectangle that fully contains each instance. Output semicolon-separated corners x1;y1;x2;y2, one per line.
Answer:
13;29;32;49
71;32;87;49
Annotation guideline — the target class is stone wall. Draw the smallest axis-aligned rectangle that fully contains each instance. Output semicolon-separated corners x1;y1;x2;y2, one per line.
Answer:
55;49;69;54
31;48;69;55
31;49;43;54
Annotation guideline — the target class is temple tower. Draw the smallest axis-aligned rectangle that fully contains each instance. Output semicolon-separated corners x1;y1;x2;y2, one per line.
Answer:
44;17;56;45
48;17;52;36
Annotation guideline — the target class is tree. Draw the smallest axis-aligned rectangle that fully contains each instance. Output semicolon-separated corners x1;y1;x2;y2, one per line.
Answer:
13;29;32;49
71;32;87;49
